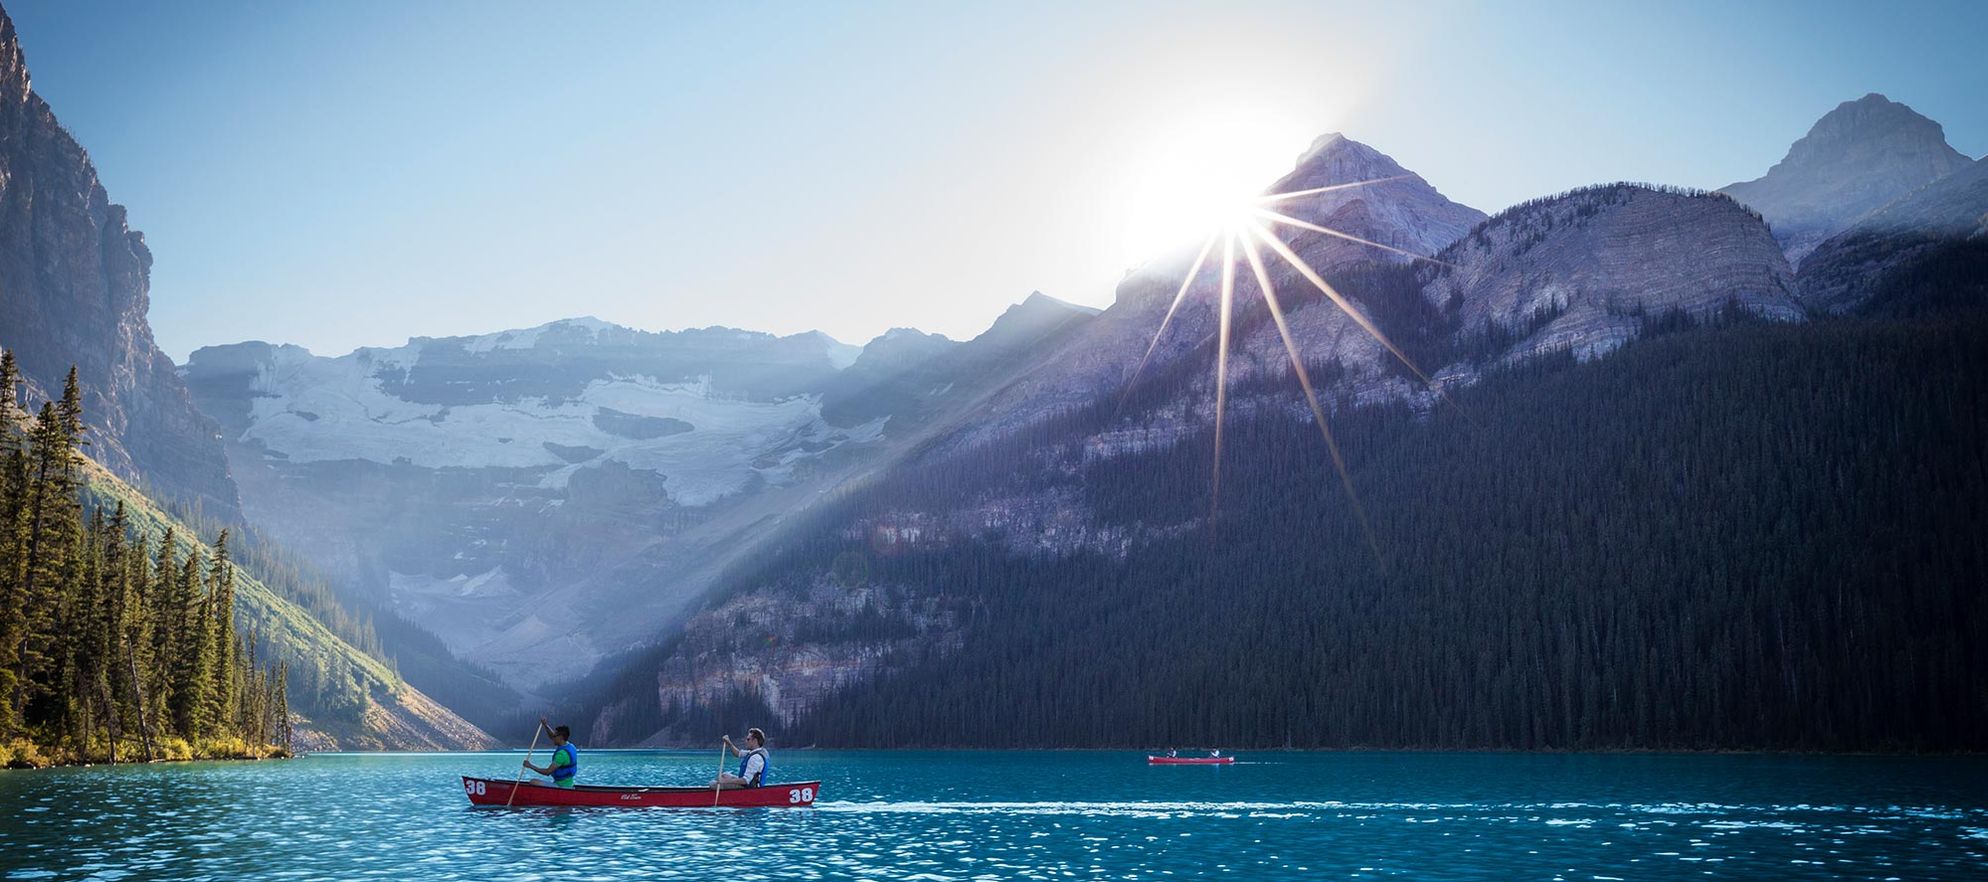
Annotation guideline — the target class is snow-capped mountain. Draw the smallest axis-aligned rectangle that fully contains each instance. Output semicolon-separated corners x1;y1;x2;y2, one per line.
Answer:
190;320;878;503
182;318;875;685
183;307;1089;688
1720;93;1974;265
185;110;1977;734
563;137;1838;744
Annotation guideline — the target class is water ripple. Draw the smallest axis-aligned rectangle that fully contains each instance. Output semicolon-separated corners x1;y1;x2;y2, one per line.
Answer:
0;751;1983;880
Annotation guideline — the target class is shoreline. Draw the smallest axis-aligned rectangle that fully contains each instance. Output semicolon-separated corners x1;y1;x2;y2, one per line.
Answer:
3;743;290;771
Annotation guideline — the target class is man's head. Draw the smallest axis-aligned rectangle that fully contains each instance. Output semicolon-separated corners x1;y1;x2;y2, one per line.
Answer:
552;725;570;745
746;727;766;747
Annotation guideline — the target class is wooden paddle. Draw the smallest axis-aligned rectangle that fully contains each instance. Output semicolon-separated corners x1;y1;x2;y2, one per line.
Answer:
507;719;545;808
713;738;728;807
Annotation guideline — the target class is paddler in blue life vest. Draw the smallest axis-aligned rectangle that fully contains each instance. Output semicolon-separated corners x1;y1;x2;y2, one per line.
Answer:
521;718;580;788
714;727;770;789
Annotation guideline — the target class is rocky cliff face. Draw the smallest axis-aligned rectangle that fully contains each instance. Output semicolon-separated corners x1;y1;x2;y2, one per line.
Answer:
1430;184;1804;365
0;8;238;515
1720;93;1973;265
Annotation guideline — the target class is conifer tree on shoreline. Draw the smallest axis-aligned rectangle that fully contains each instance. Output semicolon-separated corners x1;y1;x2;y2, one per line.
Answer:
0;352;290;766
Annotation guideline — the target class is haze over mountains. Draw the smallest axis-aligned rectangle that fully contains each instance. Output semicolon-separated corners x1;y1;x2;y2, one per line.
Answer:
1;0;1980;752
183;295;1101;688
181;91;1987;744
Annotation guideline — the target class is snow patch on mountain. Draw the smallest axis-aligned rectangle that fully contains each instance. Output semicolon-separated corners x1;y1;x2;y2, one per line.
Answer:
236;342;885;506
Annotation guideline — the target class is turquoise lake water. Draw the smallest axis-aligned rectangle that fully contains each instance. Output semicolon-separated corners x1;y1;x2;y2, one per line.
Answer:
2;750;1985;880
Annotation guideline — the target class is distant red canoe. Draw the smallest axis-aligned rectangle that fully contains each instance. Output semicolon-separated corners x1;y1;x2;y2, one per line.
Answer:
1147;755;1235;765
462;776;821;808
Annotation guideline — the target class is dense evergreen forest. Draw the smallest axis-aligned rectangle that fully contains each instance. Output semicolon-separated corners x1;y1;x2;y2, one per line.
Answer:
702;309;1988;750
0;353;289;766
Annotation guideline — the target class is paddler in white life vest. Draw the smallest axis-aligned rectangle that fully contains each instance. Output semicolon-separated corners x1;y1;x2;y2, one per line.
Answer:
714;727;771;789
521;719;580;788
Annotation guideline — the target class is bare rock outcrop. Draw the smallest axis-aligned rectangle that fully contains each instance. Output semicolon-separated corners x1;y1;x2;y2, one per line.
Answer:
1431;184;1803;364
0;7;238;515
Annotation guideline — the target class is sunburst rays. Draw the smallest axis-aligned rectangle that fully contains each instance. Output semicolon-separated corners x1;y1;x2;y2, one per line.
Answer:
1119;175;1446;555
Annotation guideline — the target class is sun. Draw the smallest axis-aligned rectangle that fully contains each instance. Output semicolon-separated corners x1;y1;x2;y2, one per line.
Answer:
1115;114;1315;269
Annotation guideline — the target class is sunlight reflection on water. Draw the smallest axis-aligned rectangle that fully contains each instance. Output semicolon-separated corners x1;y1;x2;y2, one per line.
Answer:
1;751;1984;880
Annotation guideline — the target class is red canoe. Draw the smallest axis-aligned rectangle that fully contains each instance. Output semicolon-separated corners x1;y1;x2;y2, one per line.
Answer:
462;776;821;808
1147;755;1235;765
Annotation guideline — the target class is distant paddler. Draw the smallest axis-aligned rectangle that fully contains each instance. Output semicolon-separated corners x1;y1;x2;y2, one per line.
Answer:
520;718;580;788
712;727;770;790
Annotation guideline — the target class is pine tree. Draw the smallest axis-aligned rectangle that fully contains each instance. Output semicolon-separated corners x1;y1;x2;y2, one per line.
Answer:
274;661;291;753
0;352;25;733
0;366;289;761
17;401;84;728
145;530;178;740
57;367;84;449
122;527;157;760
169;554;210;742
0;349;19;427
205;530;235;733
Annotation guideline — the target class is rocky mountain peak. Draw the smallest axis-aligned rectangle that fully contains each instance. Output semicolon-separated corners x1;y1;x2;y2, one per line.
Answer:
853;327;957;369
973;291;1099;349
1720;93;1972;264
1793;93;1959;158
1284;132;1403;184
1264;132;1488;272
0;7;25;99
0;2;239;515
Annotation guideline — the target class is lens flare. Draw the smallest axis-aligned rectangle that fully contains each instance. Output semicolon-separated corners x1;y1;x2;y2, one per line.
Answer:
1119;174;1446;555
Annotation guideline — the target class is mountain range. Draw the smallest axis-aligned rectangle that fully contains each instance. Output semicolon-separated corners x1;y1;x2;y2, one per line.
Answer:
1;0;1981;751
553;97;1985;749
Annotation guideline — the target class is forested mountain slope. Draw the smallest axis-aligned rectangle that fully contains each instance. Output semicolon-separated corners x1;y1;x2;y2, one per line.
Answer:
79;452;493;751
564;167;1983;750
581;308;1987;751
1799;157;1988;315
0;359;490;760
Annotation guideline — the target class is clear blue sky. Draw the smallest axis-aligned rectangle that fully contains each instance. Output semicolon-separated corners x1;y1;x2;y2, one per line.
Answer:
8;0;1984;359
